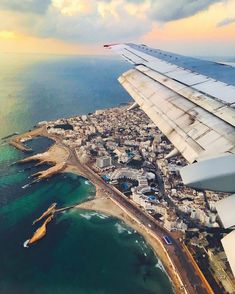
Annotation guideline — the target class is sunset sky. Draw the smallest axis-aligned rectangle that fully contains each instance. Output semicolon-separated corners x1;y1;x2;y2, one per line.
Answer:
0;0;235;56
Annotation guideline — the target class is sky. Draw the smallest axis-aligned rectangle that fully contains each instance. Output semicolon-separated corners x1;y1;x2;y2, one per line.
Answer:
0;0;234;56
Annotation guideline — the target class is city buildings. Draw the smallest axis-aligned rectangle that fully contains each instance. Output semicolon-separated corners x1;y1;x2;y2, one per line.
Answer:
42;104;235;291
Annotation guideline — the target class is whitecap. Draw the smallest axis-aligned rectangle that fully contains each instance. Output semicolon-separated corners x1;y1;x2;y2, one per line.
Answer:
115;223;133;234
115;223;127;234
80;213;93;220
155;260;167;274
141;241;148;249
96;213;109;220
22;183;30;189
80;212;109;220
23;240;29;248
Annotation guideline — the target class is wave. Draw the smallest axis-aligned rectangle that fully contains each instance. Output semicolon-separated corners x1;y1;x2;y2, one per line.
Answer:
155;259;167;274
80;212;109;220
22;183;31;189
23;240;29;248
115;223;133;235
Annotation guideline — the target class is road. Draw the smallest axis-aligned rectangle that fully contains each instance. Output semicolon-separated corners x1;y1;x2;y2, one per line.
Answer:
66;147;209;294
13;116;213;294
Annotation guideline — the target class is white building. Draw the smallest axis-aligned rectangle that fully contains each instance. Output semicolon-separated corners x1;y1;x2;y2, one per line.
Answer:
81;115;87;121
96;156;112;168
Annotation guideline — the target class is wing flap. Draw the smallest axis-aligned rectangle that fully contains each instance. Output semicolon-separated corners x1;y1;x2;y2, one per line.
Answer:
136;65;235;127
119;68;235;163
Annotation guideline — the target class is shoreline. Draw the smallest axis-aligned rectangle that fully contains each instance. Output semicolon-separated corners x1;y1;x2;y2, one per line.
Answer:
18;143;69;180
10;126;197;294
9;126;47;152
76;196;178;290
10;120;213;294
65;166;182;292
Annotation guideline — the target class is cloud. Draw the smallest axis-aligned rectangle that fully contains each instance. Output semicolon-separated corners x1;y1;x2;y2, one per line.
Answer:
149;0;222;22
217;16;235;27
0;0;51;14
52;0;95;16
0;0;227;44
0;0;151;43
30;1;151;43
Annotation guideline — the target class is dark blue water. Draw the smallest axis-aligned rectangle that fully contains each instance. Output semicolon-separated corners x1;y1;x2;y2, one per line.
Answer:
0;54;173;293
0;54;132;139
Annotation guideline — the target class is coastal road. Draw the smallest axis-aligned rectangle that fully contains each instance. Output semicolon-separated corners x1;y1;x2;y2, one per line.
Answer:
12;117;212;294
65;147;210;294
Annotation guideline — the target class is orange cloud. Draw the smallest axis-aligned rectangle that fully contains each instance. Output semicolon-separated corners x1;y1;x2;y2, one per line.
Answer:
0;0;234;56
142;1;235;43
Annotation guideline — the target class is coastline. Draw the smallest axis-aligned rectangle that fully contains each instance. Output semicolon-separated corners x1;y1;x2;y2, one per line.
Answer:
9;126;47;152
18;144;69;180
9;127;184;294
76;196;179;291
66;165;184;293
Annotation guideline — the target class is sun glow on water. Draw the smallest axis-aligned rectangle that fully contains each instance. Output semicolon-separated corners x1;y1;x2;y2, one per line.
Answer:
0;56;173;293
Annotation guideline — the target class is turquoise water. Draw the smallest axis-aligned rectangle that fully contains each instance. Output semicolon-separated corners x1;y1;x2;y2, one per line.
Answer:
0;54;173;293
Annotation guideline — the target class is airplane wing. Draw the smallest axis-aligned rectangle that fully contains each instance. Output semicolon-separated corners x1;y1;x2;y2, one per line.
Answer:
105;43;235;193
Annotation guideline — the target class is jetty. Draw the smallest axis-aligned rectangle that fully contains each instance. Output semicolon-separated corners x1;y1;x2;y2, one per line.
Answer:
55;204;79;213
1;132;19;140
25;214;54;247
31;162;66;180
17;144;69;181
24;202;80;247
9;126;46;152
33;203;57;225
10;140;32;152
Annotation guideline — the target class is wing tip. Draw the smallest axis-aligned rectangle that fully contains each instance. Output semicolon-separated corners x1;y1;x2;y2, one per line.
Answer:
103;43;119;48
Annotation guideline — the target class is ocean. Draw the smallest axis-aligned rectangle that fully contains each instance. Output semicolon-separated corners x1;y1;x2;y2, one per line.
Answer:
0;54;173;294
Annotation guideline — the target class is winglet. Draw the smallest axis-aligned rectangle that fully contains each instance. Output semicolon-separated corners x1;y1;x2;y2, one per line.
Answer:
103;43;119;48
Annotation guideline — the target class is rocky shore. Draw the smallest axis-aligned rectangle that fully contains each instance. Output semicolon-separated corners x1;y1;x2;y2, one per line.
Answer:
9;125;189;294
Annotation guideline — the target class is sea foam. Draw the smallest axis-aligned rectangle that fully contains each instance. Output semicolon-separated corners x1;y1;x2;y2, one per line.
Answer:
80;212;109;220
115;223;133;234
155;259;167;274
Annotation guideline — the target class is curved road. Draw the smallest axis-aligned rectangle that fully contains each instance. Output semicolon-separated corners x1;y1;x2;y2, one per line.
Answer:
65;147;209;294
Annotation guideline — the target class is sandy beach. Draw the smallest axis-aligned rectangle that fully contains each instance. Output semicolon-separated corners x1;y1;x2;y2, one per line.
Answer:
10;127;201;294
57;162;188;293
76;195;185;293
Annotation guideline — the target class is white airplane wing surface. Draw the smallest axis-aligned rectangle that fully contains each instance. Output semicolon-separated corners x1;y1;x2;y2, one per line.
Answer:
105;43;235;193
